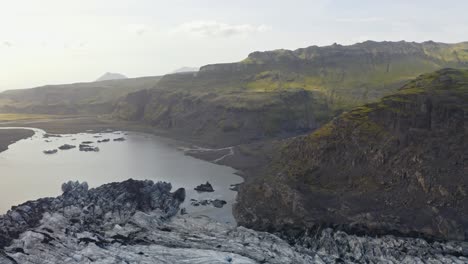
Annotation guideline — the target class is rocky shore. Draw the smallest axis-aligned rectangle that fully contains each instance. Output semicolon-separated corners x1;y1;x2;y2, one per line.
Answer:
0;179;466;263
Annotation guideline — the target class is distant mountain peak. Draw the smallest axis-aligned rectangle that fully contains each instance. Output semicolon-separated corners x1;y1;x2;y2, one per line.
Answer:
95;72;128;82
172;67;199;74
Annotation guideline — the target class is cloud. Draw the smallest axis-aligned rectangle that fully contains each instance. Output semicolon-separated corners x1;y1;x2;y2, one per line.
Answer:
335;17;384;23
2;41;13;47
123;24;152;36
176;21;271;37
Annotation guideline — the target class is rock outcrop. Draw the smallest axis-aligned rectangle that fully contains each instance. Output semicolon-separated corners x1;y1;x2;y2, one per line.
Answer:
235;69;468;242
0;180;185;250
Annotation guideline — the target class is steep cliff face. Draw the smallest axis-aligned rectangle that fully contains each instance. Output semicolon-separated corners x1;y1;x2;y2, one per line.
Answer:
235;68;468;241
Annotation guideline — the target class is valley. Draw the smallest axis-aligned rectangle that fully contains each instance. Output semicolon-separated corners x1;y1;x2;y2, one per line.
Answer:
1;41;467;263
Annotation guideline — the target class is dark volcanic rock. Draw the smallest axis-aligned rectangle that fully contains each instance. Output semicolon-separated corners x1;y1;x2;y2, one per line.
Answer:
113;137;126;142
189;199;227;208
194;182;214;192
79;144;99;152
58;144;75;150
43;134;61;138
212;199;227;208
229;183;241;192
235;69;468;242
97;138;110;143
42;149;57;155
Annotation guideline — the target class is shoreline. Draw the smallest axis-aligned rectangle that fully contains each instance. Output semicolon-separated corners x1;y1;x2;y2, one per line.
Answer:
0;116;272;227
0;116;260;175
0;129;35;153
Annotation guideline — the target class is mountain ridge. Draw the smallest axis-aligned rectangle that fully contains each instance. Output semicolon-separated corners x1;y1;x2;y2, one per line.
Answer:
114;41;468;146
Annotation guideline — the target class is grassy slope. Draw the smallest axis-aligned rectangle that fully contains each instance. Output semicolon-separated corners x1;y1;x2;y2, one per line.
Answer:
0;113;56;121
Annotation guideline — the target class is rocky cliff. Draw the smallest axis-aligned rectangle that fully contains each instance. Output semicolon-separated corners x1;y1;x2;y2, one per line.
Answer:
235;68;468;242
1;180;467;263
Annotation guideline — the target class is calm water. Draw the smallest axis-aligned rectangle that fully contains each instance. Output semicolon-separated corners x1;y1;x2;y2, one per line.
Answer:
0;128;243;224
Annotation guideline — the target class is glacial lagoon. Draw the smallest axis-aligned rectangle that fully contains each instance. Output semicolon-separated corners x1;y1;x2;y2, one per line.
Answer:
0;128;242;224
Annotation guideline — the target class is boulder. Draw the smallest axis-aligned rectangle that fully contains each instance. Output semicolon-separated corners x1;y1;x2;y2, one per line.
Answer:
79;144;99;152
58;144;76;150
194;182;214;192
43;149;57;155
212;199;227;208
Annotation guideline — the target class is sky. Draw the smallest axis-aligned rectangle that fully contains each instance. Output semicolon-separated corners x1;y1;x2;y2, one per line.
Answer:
1;0;467;90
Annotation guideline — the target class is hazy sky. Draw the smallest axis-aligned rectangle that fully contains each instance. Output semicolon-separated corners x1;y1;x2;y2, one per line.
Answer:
1;0;467;90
